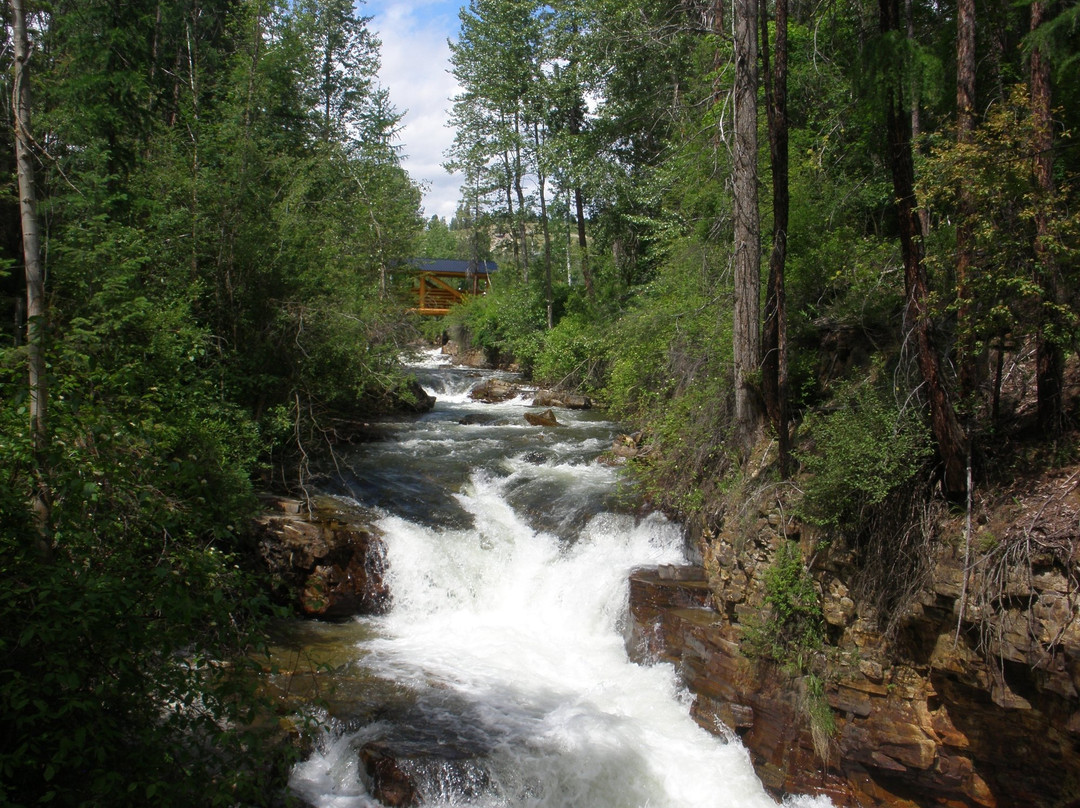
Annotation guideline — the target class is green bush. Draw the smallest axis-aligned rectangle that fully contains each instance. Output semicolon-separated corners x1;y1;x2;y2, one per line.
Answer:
444;271;549;371
0;321;288;807
604;241;737;518
531;314;610;394
743;541;825;671
796;374;932;527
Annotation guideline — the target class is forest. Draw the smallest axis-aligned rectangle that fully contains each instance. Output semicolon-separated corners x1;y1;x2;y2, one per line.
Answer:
2;0;1078;805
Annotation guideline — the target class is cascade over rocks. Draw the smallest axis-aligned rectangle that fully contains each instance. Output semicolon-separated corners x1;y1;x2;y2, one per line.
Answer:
253;494;390;619
358;740;491;808
627;466;1080;807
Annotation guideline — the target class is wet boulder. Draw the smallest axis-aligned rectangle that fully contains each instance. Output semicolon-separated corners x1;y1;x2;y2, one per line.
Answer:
253;495;390;619
458;413;502;426
532;389;592;410
468;378;520;403
524;408;561;427
610;432;647;460
360;744;421;807
392;378;437;413
359;740;491;807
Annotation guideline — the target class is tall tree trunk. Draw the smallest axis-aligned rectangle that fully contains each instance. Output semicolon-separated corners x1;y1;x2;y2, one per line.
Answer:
955;0;979;401
733;0;763;454
880;0;969;497
905;0;930;236
11;0;51;550
1029;0;1063;435
534;122;554;330
513;111;530;284
469;170;484;279
186;11;201;283
574;186;593;298
500;144;521;274
761;0;790;475
567;97;594;299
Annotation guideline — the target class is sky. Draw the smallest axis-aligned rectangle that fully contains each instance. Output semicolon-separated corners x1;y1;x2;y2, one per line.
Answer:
363;0;465;222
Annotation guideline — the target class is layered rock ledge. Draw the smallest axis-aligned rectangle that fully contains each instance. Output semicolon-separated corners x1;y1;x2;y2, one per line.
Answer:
627;521;1080;808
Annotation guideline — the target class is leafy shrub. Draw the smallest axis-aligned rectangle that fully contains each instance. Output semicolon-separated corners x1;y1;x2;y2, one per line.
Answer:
0;319;289;807
604;241;737;518
743;541;825;671
444;271;549;371
796;374;931;527
531;314;610;394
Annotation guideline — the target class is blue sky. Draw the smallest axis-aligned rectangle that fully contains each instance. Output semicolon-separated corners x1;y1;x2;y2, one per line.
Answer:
363;0;465;221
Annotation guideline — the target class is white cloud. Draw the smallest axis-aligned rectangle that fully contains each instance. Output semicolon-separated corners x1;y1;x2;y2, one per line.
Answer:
364;0;463;221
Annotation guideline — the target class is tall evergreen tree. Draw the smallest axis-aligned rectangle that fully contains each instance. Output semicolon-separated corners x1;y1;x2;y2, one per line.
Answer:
10;0;49;548
732;0;763;452
879;0;969;496
762;0;790;474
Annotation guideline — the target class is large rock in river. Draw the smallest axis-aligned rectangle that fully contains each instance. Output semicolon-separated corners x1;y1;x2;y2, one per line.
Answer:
253;494;389;619
469;378;520;403
532;389;592;410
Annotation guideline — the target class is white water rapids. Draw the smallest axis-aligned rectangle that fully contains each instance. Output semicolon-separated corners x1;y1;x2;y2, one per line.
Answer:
288;351;833;808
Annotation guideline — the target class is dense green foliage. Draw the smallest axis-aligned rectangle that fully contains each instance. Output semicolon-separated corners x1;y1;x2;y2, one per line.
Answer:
442;0;1080;523
796;372;932;527
2;0;1079;799
1;1;423;804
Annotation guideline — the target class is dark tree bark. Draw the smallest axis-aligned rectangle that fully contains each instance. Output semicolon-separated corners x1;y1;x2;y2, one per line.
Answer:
573;187;592;298
955;0;979;400
1029;0;1063;435
567;94;594;299
500;138;521;275
733;0;763;454
513;111;531;284
761;0;790;475
879;0;969;497
905;0;929;236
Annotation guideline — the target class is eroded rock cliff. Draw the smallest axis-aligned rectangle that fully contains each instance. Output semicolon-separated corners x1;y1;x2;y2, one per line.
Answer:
627;466;1080;807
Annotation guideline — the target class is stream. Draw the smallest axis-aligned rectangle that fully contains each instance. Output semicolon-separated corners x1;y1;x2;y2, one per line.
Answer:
282;349;831;808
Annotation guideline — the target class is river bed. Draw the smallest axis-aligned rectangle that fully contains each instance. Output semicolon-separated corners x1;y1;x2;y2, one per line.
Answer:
278;350;831;808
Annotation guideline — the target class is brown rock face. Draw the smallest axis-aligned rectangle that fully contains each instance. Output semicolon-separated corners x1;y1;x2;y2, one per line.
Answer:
357;739;492;808
627;551;1080;808
254;495;390;619
360;744;421;807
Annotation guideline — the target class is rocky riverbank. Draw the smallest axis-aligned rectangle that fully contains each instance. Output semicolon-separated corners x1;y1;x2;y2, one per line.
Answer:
626;466;1080;807
253;494;390;620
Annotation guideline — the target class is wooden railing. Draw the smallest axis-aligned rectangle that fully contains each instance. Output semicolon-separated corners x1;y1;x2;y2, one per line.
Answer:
412;270;489;316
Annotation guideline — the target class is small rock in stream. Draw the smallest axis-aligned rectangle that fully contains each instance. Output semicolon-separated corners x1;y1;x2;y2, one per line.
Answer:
359;740;492;807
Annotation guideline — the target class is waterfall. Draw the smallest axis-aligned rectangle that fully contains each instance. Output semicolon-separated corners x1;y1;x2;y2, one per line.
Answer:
288;350;833;808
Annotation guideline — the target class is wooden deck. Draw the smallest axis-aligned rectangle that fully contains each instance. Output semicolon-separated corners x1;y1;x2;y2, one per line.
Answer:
410;259;496;316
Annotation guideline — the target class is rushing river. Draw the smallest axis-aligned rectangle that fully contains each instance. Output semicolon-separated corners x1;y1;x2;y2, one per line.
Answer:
285;350;831;808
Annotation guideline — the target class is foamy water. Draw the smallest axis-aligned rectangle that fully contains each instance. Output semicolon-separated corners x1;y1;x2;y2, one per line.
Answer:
290;351;833;808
